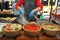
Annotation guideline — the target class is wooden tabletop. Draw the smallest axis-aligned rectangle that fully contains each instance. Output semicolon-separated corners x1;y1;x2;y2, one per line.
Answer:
0;31;57;40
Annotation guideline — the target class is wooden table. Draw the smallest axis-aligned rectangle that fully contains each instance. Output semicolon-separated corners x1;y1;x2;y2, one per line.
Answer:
0;31;57;40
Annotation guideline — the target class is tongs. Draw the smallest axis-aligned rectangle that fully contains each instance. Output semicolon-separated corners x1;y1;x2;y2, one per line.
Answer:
33;15;38;20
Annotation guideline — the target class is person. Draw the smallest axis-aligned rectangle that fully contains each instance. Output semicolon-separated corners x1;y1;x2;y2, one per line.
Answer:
0;0;2;11
12;0;25;24
4;0;10;10
15;0;43;24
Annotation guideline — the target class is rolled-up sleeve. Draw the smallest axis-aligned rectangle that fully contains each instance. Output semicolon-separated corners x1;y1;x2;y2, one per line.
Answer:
15;0;24;9
35;0;43;10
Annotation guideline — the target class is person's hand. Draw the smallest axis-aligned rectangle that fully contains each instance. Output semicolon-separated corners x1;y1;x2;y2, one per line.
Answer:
29;10;34;17
19;8;24;14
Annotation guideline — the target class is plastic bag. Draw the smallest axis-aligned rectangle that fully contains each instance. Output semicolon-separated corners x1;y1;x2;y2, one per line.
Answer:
17;13;28;25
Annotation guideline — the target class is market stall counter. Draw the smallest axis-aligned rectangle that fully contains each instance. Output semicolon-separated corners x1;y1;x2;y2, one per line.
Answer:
0;31;57;40
0;22;59;40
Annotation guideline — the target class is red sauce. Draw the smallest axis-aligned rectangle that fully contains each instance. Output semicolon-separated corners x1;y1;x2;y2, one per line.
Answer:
24;24;40;31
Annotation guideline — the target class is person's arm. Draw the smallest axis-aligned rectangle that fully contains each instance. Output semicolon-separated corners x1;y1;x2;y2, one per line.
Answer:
33;0;43;12
15;0;25;10
9;0;12;5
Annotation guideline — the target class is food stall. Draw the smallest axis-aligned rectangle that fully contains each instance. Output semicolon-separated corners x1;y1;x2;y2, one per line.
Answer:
0;0;60;40
0;22;60;40
51;0;60;25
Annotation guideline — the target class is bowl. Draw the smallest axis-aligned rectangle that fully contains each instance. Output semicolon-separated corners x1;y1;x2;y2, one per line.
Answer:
23;22;42;37
0;29;3;37
3;23;22;37
56;32;60;40
41;23;60;36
